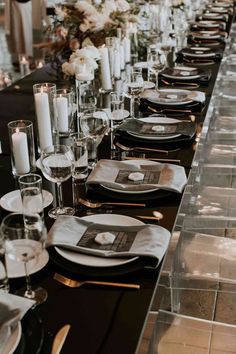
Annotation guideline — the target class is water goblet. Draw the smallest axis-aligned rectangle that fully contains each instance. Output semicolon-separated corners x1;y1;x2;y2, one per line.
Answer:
1;213;47;304
80;109;110;169
124;68;144;118
147;47;166;89
40;145;75;219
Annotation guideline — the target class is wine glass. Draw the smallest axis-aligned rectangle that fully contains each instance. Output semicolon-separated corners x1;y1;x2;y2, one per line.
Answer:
147;47;166;89
124;67;144;118
40;145;75;219
1;213;47;304
80;109;110;169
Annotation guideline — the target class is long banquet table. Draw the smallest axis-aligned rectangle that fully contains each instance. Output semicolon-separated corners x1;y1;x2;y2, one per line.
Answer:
0;14;233;354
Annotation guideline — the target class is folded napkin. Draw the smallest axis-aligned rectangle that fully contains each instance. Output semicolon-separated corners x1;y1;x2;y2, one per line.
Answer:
115;118;196;138
48;215;171;267
0;291;35;353
87;159;187;193
177;48;222;60
140;89;205;104
159;67;211;84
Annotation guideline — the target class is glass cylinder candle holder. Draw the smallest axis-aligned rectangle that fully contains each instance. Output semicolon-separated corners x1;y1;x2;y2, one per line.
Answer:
33;83;56;152
53;88;74;139
8;120;36;176
18;54;30;77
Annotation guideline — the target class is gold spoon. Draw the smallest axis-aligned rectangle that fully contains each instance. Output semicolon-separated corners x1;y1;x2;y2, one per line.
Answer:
78;198;146;208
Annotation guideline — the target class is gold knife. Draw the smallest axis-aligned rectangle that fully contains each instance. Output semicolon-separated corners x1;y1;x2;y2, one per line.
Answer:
51;324;71;354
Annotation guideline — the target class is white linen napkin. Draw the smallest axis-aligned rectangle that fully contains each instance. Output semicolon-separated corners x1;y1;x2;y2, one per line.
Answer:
86;159;187;193
140;89;205;104
0;291;35;353
48;215;171;268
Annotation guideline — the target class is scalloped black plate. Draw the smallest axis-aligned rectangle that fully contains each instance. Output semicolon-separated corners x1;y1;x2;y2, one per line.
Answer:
14;310;44;354
87;184;172;201
49;247;157;277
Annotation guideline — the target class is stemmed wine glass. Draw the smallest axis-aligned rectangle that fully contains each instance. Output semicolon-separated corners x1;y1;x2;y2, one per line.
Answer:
124;67;144;118
80;109;110;169
147;47;166;89
40;145;75;219
0;213;47;304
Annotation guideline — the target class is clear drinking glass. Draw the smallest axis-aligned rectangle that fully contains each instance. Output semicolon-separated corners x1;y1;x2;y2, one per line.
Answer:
80;109;110;168
124;68;144;118
147;47;166;89
18;173;44;225
110;91;127;123
40;145;75;219
1;213;47;304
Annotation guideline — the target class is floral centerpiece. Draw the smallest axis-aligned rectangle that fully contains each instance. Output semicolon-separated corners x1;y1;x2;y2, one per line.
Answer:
43;0;133;63
61;45;100;79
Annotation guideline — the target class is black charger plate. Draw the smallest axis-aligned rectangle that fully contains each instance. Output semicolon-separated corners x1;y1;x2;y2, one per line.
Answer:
14;310;44;354
49;247;158;277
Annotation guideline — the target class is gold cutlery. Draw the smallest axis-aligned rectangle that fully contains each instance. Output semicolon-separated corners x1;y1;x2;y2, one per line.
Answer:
51;324;71;354
115;142;169;154
54;273;140;290
161;79;199;87
123;156;181;164
182;57;215;64
135;211;164;221
78;198;146;208
147;106;192;114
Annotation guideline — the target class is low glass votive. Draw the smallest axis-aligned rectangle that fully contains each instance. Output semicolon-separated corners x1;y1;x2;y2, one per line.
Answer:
33;83;56;152
53;88;74;139
8;120;36;176
18;54;30;77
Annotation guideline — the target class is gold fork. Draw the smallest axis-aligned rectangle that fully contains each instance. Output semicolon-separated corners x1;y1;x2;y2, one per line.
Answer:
115;142;169;154
54;273;140;290
78;198;146;208
147;106;192;114
161;79;199;87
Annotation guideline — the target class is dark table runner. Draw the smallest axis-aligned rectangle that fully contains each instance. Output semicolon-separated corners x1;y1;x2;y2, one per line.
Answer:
0;28;229;353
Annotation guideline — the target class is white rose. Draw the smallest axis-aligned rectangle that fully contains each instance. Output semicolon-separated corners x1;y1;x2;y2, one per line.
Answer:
54;6;67;21
116;0;130;12
62;62;76;76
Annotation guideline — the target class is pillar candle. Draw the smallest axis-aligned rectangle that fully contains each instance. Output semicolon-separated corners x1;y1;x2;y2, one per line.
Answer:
12;129;30;174
123;37;131;63
114;49;121;79
99;47;112;91
119;43;125;71
34;90;53;150
54;95;68;133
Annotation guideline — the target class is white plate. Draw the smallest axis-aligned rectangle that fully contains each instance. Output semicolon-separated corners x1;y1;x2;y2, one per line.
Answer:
6;249;49;278
197;20;221;27
0;189;53;212
128;117;181;141
162;71;200;80
144;81;155;89
182;50;216;58
55;214;143;267
101;160;160;194
144;89;193;106
3;322;22;354
191;31;221;39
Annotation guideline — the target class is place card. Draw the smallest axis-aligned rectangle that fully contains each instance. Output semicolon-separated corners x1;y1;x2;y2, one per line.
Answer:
77;226;137;252
115;170;161;185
